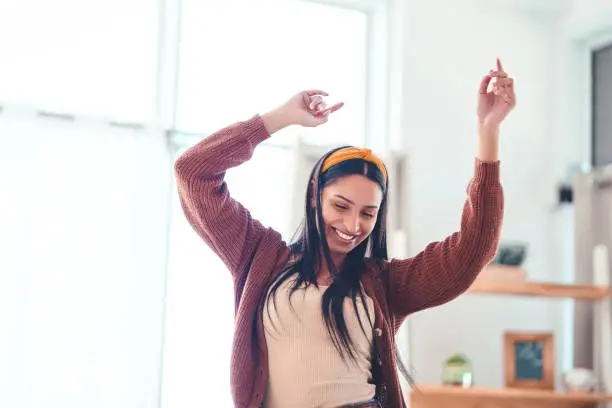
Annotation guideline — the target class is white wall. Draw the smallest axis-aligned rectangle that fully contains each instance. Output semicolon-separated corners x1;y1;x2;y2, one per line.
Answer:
398;0;580;388
562;0;612;40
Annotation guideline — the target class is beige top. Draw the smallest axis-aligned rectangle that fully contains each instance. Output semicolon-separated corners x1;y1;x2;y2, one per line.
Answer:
263;276;376;408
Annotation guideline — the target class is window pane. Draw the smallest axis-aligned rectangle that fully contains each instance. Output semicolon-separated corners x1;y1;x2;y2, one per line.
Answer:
226;147;295;240
161;145;294;407
176;0;367;146
0;0;158;122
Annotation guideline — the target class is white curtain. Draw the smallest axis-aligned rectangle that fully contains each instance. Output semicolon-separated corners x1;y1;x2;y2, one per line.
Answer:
0;115;172;408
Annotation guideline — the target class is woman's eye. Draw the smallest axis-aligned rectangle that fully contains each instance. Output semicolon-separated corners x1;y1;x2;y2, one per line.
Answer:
363;212;375;218
335;204;348;210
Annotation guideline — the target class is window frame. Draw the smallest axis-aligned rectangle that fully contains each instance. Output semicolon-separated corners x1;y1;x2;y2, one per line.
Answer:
0;0;389;151
301;0;389;150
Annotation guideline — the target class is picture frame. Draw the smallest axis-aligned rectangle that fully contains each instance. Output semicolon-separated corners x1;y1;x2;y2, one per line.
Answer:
504;331;555;390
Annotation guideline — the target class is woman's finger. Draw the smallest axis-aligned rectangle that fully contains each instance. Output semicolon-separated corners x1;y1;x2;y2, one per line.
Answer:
302;93;312;109
312;112;330;123
496;78;514;100
479;74;493;94
505;80;516;104
501;92;512;105
496;82;514;105
305;89;329;97
318;102;345;116
495;77;510;89
309;96;323;111
314;102;327;115
489;70;508;78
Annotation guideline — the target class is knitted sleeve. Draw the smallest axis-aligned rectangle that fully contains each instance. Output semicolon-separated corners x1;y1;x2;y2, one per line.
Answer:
386;159;504;319
174;115;286;280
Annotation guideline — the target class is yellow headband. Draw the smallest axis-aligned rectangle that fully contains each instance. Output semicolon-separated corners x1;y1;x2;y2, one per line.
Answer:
321;147;387;182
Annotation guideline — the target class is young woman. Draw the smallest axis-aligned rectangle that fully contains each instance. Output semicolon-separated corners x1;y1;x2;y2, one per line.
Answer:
174;59;515;408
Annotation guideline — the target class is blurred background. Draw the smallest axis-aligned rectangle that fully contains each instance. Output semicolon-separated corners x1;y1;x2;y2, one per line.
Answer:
1;0;611;406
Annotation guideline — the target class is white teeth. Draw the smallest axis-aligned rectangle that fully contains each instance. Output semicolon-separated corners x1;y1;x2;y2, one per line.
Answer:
335;229;356;241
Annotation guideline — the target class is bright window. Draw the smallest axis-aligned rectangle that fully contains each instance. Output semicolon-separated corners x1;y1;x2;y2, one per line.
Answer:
0;0;159;122
175;0;368;147
160;1;375;406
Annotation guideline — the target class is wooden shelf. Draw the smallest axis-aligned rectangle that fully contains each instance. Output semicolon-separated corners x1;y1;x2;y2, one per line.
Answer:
410;385;612;407
468;280;611;300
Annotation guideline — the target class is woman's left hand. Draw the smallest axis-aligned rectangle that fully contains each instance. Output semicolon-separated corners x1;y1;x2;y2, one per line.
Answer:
477;58;516;129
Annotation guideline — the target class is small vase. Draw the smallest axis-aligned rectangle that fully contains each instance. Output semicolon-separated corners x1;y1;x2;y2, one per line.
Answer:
562;368;597;393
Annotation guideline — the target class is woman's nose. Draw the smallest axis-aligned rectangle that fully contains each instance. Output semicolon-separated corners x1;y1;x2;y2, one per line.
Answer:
342;214;360;234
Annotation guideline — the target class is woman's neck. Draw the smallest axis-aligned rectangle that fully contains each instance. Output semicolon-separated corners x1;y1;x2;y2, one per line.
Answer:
316;252;345;285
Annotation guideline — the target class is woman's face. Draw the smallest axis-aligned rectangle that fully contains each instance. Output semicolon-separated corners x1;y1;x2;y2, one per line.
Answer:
319;174;383;256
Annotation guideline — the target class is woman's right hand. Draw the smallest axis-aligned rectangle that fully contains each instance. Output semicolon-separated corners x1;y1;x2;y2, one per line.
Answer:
281;90;344;127
262;90;344;134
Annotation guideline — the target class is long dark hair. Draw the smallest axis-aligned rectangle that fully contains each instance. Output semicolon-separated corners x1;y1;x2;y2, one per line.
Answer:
268;147;387;352
265;146;414;386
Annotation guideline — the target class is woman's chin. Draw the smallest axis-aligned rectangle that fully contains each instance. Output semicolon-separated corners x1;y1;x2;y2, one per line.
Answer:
328;240;358;256
330;246;351;256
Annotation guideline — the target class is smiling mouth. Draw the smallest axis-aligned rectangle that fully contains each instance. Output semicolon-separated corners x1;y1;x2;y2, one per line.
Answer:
332;227;359;244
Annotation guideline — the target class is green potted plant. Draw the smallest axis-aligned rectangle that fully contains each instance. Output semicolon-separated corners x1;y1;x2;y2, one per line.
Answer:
442;353;474;387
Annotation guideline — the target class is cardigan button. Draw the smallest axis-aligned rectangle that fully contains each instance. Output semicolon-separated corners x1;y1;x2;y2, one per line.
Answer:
374;328;382;337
